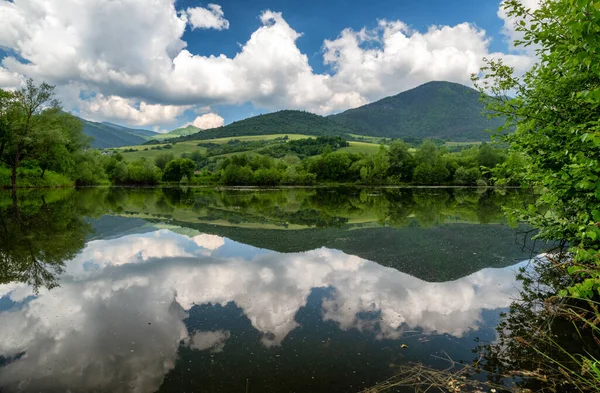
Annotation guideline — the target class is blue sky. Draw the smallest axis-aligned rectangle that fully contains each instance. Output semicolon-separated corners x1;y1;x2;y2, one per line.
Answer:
0;0;534;132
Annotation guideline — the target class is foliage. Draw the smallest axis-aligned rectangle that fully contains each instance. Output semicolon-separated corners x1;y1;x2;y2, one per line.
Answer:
163;158;195;182
471;0;600;390
0;166;74;188
0;80;91;190
72;150;108;186
154;152;175;170
474;0;600;298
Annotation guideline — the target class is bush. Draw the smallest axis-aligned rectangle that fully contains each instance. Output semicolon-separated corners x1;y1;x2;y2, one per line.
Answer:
453;166;481;185
253;168;282;186
0;166;74;188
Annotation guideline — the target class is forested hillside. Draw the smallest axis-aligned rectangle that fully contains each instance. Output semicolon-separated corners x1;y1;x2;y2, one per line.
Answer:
329;81;505;141
154;110;352;143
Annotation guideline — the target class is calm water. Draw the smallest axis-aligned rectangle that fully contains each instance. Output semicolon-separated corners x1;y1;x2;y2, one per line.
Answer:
0;187;535;392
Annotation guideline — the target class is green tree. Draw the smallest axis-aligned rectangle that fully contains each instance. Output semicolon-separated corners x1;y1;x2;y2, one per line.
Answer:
72;150;107;186
163;158;195;182
474;0;600;294
154;152;175;171
1;80;59;192
0;80;88;191
387;140;416;182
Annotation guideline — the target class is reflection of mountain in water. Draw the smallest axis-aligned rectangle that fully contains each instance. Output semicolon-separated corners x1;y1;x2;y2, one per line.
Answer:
0;228;525;393
163;219;531;282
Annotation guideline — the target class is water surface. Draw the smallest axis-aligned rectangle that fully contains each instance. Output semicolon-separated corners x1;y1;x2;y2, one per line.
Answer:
0;187;534;392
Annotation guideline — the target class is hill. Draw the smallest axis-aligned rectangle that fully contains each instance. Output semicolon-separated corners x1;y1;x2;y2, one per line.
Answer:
329;81;505;141
151;125;201;140
81;119;157;148
153;110;353;144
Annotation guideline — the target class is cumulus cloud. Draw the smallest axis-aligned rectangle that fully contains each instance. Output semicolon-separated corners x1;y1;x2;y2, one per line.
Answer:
0;0;535;125
190;113;225;130
0;66;23;89
80;94;191;126
186;4;229;30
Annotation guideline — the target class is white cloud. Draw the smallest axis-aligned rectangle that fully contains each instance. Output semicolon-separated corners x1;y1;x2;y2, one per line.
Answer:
190;112;225;130
186;4;229;30
0;66;23;89
80;94;191;126
0;0;536;126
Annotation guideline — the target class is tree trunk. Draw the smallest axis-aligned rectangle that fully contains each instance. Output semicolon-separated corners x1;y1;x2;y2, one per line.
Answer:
41;168;46;179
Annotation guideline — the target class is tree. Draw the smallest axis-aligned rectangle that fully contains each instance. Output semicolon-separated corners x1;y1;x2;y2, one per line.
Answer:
387;140;415;182
0;80;87;191
154;152;175;171
0;89;14;161
163;158;195;182
2;80;59;193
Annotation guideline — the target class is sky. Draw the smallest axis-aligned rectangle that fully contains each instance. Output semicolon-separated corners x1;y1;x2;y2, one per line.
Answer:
0;0;538;133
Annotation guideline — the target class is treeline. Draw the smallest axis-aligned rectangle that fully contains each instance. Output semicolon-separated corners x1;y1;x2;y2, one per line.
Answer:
194;140;521;186
116;138;520;187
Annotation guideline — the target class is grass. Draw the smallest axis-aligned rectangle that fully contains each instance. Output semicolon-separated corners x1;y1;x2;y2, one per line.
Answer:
0;167;74;188
339;141;383;155
349;134;386;144
443;141;482;147
113;141;208;161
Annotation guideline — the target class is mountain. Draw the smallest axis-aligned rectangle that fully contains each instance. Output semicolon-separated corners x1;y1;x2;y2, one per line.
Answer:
81;119;157;148
329;81;505;141
151;125;201;140
158;110;353;143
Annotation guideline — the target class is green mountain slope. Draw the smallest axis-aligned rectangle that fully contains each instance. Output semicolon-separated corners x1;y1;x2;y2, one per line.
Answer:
151;125;201;140
81;119;157;148
157;110;353;143
329;81;505;141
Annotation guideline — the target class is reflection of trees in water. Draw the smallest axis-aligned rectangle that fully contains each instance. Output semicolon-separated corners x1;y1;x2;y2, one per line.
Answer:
0;192;90;292
71;187;531;230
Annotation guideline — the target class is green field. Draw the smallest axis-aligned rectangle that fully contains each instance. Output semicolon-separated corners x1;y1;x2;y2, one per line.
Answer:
111;134;382;161
113;141;208;161
443;141;482;147
339;141;383;155
348;134;386;144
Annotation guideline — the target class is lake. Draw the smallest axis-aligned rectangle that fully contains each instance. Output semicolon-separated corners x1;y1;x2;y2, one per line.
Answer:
0;187;537;392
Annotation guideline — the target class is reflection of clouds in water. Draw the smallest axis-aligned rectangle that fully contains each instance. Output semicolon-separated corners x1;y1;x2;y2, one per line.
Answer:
66;230;224;277
192;234;225;250
185;330;231;352
0;229;523;392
